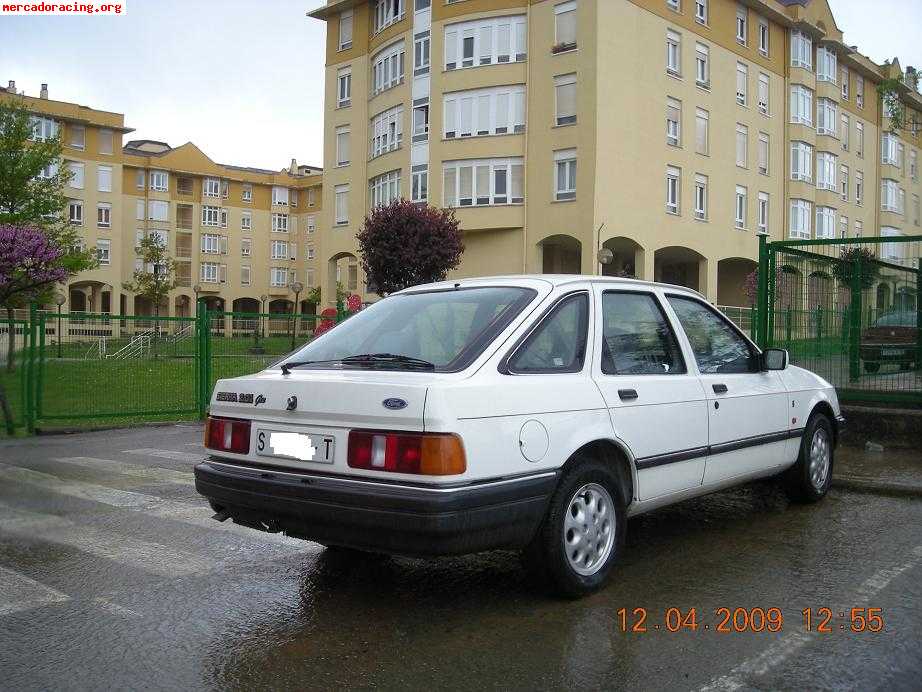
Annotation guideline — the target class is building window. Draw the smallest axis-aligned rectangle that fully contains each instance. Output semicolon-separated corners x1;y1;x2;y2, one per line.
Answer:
554;73;577;125
736;63;748;106
444;15;527;70
735;186;747;229
335;184;349;225
791;141;813;182
791;30;812;69
242;184;252;202
414;31;430;75
149;170;168;192
817;47;837;84
96;239;111;265
666;166;680;215
686;0;704;22
758;193;769;234
758;18;769;56
135;199;144;220
554;1;577;52
271;240;289;260
856;121;864;157
374;0;404;34
69;124;85;149
758;73;769;115
337;66;352;107
910;149;918;180
666;0;679;11
758;132;769;175
411;164;428;203
790;85;813;126
881;179;900;213
735;5;747;44
817;98;837;136
370;169;402;209
839;216;848;238
272;213;289;232
203;178;220;197
695;108;709;155
856;76;864;108
442;158;524;207
695;42;709;87
735;124;748;168
555;149;577;201
241;265;251;286
135;169;145;190
446;87;526;138
841;165;849;201
816;152;837;192
666;30;681;76
241;238;251;257
339;8;353;50
694;174;707;219
272;186;290;205
68;199;83;225
815;206;835;239
97;165;112;192
307;214;316;233
98;129;113;155
29;116;57;142
841;66;849;100
790;199;811;239
241;211;252;231
201;263;220;284
856;171;864;205
307;247;316;260
148;200;169;221
881;133;900;166
841;113;850;150
68;161;84;189
370;104;404;157
307;187;316;206
97;203;111;228
201;234;222;254
270;267;288;287
336;125;350;166
372;40;405;95
665;98;681;147
913;194;921;227
202;205;221;227
412;99;429;142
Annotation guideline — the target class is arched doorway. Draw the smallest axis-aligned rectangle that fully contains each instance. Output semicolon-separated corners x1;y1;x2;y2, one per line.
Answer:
539;235;582;274
327;252;359;304
69;281;110;314
807;272;834;312
777;266;803;310
654;246;706;293
233;297;260;313
601;237;644;278
716;257;758;307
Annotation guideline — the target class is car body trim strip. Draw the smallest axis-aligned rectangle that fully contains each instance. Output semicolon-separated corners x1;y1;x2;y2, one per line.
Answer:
635;428;805;470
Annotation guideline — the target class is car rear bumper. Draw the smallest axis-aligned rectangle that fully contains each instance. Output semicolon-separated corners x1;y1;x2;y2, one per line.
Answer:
194;460;557;557
859;345;915;362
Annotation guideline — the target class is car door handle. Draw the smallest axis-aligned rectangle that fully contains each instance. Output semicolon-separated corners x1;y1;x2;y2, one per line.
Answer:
712;384;728;394
618;389;638;401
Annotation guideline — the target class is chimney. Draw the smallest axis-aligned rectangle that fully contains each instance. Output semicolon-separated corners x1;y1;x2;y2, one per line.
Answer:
7;80;15;94
289;158;298;175
40;83;48;99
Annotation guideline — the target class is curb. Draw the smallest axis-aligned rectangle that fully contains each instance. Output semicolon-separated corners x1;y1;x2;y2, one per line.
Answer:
833;475;922;499
35;420;196;436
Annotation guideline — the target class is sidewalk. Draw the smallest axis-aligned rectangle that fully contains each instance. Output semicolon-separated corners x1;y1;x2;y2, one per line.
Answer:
833;444;922;498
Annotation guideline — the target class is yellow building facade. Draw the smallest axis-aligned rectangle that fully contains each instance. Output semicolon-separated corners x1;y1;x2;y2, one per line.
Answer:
310;0;922;308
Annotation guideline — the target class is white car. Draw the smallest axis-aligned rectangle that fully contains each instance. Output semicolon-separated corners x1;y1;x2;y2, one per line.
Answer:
195;276;843;596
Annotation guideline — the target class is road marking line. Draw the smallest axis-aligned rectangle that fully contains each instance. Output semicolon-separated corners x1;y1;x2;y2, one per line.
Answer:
123;448;204;462
699;545;922;691
52;456;193;486
0;565;70;616
0;463;306;549
0;503;213;577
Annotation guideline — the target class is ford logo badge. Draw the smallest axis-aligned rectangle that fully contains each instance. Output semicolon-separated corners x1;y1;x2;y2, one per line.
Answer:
382;398;408;410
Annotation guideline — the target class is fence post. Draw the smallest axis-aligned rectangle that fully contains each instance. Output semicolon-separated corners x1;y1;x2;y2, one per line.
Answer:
25;302;37;433
756;234;769;347
785;306;793;355
196;299;209;419
849;255;862;382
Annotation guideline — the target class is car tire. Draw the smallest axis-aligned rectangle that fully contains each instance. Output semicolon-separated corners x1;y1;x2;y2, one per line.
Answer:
783;412;834;504
523;456;626;598
863;362;881;373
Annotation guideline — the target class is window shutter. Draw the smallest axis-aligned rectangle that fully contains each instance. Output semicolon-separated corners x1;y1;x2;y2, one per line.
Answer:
290;243;297;260
477;95;490;134
556;6;576;47
136;229;144;249
511;163;524;202
219;265;227;284
696;111;708;153
445;29;457;66
555;75;577;121
219;236;228;255
736;65;746;101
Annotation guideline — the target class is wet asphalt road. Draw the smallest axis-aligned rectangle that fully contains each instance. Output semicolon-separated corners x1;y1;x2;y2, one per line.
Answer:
1;425;921;691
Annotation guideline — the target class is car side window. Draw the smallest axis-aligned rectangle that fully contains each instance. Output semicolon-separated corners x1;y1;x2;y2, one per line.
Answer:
507;293;589;373
667;296;760;374
601;292;686;375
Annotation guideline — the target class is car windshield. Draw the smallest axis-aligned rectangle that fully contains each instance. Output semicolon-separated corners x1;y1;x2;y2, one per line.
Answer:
280;286;537;372
873;311;917;328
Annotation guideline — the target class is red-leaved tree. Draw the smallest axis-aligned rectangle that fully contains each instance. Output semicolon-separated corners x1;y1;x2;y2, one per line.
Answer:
356;200;464;296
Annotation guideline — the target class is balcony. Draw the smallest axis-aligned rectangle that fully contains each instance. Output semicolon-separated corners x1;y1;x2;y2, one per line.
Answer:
176;204;193;230
176;177;194;196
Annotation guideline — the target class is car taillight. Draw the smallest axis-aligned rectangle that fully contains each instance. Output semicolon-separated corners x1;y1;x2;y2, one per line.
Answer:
205;416;252;455
347;431;466;475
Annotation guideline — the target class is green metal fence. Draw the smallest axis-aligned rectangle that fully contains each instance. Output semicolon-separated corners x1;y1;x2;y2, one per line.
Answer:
2;301;344;435
755;235;922;405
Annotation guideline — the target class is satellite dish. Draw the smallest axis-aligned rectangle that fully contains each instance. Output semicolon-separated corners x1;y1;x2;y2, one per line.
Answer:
598;248;614;265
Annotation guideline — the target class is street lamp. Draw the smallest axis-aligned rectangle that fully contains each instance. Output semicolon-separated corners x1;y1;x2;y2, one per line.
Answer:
289;281;304;351
55;292;66;359
259;294;268;338
192;283;202;318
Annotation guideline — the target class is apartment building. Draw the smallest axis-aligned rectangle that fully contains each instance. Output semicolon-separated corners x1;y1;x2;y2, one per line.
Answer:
1;83;323;317
309;0;922;308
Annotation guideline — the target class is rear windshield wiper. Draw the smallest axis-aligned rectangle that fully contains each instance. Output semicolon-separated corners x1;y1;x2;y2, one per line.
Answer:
279;353;435;375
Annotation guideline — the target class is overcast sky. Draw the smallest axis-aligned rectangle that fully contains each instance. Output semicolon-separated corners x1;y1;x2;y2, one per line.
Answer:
0;0;919;171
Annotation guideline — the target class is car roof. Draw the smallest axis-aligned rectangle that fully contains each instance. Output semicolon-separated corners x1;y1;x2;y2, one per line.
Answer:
396;274;707;300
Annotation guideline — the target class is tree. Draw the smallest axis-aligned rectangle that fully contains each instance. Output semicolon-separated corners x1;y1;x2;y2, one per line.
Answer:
0;99;97;372
0;225;69;433
356;199;463;296
831;246;881;293
743;265;784;307
121;235;178;318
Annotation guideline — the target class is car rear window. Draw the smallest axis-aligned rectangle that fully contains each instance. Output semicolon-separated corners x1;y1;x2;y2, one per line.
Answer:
282;286;537;372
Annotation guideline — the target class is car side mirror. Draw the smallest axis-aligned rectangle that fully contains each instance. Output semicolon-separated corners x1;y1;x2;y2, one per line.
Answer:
762;348;788;371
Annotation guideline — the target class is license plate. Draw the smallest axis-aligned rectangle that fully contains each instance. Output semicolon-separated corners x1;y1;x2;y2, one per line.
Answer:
255;429;335;463
882;348;904;357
